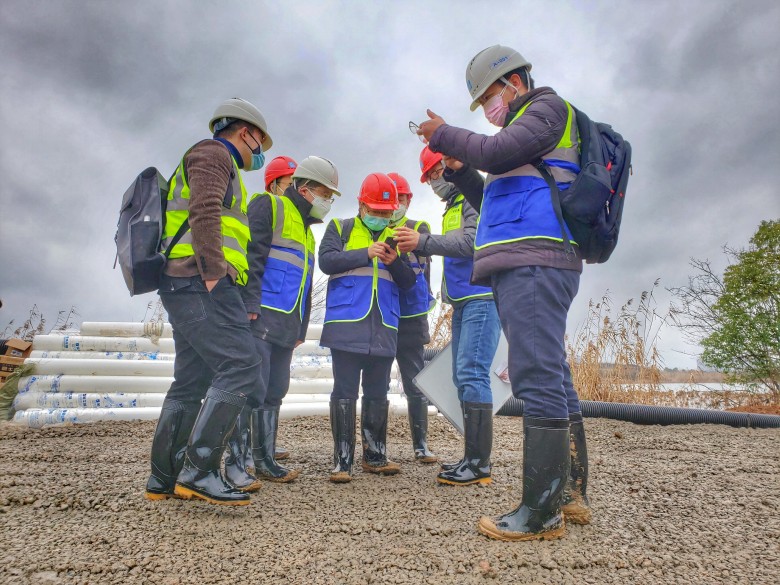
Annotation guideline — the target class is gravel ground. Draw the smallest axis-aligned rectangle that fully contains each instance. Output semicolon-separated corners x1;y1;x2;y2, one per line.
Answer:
0;413;778;584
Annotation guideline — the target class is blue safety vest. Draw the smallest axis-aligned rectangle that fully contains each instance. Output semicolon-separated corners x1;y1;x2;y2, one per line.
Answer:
443;195;492;302
324;217;401;330
394;217;435;318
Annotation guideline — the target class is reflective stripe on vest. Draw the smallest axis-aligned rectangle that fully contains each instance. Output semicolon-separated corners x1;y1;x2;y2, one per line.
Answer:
258;193;316;319
475;99;580;251
395;217;436;318
162;145;250;284
442;195;492;302
324;218;401;330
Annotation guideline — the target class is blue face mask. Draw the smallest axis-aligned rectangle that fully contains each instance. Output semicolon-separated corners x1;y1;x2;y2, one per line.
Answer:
243;132;266;171
362;213;390;232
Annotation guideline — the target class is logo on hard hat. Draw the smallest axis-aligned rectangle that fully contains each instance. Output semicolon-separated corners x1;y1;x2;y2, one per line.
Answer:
288;162;296;168
490;56;509;69
467;79;473;91
382;191;390;200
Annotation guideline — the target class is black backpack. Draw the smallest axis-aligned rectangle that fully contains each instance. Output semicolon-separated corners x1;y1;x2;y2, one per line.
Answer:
535;105;632;264
114;167;189;296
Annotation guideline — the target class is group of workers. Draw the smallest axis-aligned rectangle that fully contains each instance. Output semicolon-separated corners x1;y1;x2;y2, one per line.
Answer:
143;44;592;542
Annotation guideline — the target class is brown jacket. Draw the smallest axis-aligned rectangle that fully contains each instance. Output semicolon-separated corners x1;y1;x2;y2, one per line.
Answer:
164;139;238;282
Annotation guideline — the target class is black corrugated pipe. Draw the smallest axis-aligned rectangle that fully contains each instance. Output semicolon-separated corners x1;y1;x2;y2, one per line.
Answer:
423;349;780;429
496;398;780;429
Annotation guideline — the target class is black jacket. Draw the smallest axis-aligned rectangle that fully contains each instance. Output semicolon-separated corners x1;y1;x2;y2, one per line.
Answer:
241;186;321;348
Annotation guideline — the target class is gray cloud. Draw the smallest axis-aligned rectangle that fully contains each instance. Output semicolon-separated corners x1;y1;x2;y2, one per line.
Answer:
1;0;778;368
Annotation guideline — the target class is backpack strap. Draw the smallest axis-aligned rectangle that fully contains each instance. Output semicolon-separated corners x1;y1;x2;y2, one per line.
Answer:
162;166;189;258
534;161;576;261
337;218;355;248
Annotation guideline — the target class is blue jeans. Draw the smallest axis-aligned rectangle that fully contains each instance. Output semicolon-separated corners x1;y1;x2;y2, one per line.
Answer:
451;299;501;404
491;266;581;419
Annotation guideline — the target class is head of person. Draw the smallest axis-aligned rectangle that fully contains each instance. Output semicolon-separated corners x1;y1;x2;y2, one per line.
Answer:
265;156;297;195
387;172;412;224
419;146;450;200
465;45;534;127
209;98;273;172
358;173;398;232
292;156;340;220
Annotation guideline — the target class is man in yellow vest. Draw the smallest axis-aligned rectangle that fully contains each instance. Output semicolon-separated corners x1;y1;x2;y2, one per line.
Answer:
395;147;501;487
223;156;340;488
416;45;590;540
144;98;272;506
386;172;437;464
319;173;417;483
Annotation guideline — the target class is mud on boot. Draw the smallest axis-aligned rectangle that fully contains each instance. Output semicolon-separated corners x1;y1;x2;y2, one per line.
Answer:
145;399;199;500
252;406;299;483
329;399;356;483
407;394;437;464
173;390;251;505
223;406;262;493
437;402;492;486
561;412;592;525
361;397;400;475
478;416;569;541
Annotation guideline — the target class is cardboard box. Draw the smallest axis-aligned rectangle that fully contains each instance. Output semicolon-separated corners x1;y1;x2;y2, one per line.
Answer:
1;339;32;359
0;355;25;374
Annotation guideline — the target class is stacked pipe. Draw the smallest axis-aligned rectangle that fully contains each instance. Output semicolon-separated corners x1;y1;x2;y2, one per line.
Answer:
11;322;419;428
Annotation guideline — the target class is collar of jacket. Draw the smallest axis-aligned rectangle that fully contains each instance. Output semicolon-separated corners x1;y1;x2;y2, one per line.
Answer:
442;184;462;210
283;184;321;226
212;137;244;169
502;86;558;128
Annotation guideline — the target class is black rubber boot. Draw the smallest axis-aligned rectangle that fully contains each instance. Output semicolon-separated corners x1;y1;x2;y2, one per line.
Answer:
252;407;299;483
437;402;492;486
223;406;262;492
478;416;570;541
440;401;465;471
145;399;199;500
361;398;400;475
174;391;251;505
329;399;356;483
561;412;592;524
407;395;437;464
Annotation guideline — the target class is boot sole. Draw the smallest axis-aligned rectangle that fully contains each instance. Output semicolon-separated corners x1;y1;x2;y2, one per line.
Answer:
361;463;400;475
236;480;263;493
173;485;251;506
329;472;352;483
436;476;492;486
144;491;177;501
562;503;592;525
263;469;300;483
275;452;290;461
416;456;438;464
477;516;566;541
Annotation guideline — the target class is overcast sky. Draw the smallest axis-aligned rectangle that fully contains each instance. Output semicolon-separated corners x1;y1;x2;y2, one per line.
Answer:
1;0;778;368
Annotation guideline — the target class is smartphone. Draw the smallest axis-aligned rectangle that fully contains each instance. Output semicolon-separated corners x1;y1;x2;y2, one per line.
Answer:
384;237;398;250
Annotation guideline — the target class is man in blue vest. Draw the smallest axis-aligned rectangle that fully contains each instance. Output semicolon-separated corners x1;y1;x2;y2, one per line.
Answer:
319;173;417;483
222;156;340;488
387;172;437;464
416;45;591;540
395;147;501;487
144;98;271;506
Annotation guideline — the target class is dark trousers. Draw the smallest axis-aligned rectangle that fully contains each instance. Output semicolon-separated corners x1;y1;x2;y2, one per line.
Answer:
396;337;425;399
160;275;264;409
255;338;294;407
491;266;581;419
331;349;394;400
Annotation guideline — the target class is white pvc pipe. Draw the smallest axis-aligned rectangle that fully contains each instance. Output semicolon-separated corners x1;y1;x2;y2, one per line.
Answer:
13;392;167;410
28;350;175;361
25;358;175;377
17;375;174;394
32;335;175;353
80;321;173;338
292;340;330;356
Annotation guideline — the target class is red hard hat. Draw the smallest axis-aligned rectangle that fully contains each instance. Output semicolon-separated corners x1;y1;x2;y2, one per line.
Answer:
419;146;443;183
264;156;297;190
387;172;412;201
358;173;399;210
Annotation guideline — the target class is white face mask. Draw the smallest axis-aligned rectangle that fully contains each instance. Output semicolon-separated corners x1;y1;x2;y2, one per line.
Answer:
309;196;332;220
390;204;407;223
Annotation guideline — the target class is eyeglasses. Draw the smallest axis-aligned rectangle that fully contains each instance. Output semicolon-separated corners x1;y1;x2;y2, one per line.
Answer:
408;121;427;144
307;185;335;202
425;164;445;183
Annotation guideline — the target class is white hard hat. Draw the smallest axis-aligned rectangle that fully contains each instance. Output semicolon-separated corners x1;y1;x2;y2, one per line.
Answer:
465;45;532;111
209;98;273;151
293;156;340;195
